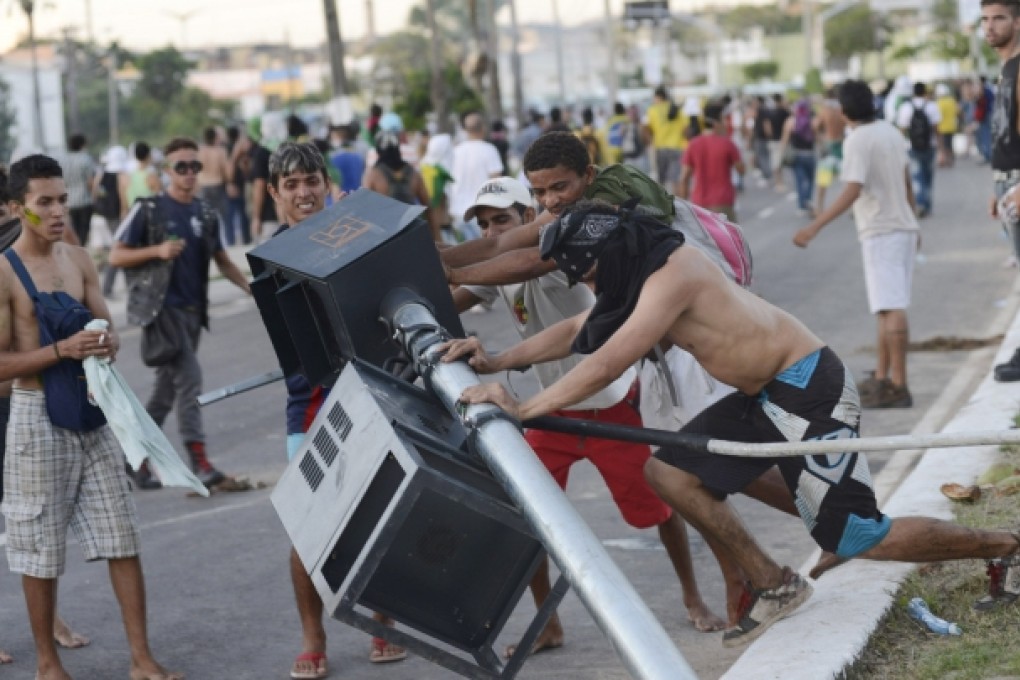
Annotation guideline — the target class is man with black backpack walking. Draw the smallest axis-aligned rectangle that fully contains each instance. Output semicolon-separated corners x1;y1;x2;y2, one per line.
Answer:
896;82;941;218
109;137;250;490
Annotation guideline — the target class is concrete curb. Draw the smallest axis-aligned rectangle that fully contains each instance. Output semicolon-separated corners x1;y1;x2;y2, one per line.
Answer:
723;280;1020;679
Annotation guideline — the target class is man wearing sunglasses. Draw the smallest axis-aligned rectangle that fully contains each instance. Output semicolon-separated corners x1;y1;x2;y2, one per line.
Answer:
110;137;251;490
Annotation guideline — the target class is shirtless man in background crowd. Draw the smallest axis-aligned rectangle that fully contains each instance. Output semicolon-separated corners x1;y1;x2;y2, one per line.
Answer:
197;127;232;230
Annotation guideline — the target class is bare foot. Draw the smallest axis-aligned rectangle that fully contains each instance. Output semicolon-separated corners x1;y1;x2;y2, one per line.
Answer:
685;600;726;632
0;649;11;664
809;551;847;580
35;666;73;680
503;625;564;659
54;616;90;649
129;661;184;680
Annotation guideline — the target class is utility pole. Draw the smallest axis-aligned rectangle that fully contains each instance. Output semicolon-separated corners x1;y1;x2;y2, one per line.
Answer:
425;0;450;133
551;0;567;104
62;27;80;133
322;0;349;97
20;0;45;150
284;28;295;106
163;9;202;51
508;0;525;125
364;0;376;45
484;0;504;120
802;0;814;72
107;44;119;146
604;0;618;108
84;0;95;44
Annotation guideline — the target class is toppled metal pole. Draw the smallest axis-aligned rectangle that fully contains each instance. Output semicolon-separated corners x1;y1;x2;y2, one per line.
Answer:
524;415;1020;457
383;292;696;680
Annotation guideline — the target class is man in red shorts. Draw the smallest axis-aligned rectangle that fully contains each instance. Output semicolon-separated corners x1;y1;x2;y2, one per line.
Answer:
449;177;725;658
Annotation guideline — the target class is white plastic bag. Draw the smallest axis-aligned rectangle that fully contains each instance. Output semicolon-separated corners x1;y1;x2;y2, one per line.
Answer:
82;319;209;496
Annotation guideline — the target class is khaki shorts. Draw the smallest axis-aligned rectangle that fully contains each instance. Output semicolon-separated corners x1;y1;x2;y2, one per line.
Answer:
2;389;140;578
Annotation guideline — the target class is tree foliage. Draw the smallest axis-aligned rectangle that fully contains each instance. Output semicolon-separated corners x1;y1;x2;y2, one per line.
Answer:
66;42;232;150
135;47;192;103
670;20;711;59
825;6;889;60
718;5;800;38
395;65;483;131
743;61;779;82
932;0;960;32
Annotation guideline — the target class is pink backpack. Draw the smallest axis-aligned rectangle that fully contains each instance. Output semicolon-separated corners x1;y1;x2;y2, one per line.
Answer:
671;199;754;287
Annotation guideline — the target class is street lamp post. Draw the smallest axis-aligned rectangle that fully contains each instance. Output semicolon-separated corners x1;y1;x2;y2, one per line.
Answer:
107;45;119;146
20;0;45;150
551;0;567;104
322;0;349;97
163;9;202;51
604;0;619;107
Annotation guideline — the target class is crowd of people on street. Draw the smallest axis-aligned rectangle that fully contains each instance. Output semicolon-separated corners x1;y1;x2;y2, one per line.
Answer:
3;1;1020;677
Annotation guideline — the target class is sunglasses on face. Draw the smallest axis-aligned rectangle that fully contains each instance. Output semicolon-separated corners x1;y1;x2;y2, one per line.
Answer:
172;160;203;175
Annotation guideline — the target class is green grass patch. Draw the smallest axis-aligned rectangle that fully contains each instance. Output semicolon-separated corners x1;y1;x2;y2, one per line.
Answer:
842;444;1020;680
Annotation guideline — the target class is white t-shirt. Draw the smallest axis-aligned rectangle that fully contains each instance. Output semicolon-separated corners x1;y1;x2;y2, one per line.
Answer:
841;120;920;240
464;271;635;410
894;97;942;131
449;140;505;221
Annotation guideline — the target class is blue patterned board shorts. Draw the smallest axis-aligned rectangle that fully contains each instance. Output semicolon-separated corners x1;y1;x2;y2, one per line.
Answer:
655;347;891;558
2;389;140;578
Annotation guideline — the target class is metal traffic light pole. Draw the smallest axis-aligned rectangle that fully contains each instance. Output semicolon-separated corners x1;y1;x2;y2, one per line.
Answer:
382;291;697;680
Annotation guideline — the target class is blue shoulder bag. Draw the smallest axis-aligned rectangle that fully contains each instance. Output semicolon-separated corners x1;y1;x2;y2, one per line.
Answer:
5;250;107;432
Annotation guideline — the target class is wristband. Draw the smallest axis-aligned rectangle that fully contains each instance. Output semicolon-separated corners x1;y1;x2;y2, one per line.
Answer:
53;342;62;360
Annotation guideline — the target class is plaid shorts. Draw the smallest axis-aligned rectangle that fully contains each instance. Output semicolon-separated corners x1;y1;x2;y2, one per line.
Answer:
2;389;140;578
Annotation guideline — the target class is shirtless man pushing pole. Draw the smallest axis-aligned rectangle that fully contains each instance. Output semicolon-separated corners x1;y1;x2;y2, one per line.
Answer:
443;201;1020;647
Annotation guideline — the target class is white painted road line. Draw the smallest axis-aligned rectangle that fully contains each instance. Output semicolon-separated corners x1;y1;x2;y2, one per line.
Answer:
0;493;270;552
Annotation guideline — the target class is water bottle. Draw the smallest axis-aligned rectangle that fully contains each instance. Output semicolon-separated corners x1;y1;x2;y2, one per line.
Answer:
906;597;962;636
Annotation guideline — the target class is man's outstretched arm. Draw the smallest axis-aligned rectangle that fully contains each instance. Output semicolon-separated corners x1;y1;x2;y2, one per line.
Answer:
448;247;557;287
440;212;554;269
441;310;589;375
459;261;686;419
793;181;862;248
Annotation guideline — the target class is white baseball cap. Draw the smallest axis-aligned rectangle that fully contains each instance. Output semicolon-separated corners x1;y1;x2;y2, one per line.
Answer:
463;177;533;221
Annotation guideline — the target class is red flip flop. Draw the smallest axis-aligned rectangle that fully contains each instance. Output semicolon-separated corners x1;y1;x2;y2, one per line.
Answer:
290;651;328;679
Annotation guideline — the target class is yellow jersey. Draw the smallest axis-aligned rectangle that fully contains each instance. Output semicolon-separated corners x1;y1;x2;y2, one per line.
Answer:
646;100;688;151
936;96;958;135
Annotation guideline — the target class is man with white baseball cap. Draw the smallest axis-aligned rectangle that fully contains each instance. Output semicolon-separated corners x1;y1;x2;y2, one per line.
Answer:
462;176;533;222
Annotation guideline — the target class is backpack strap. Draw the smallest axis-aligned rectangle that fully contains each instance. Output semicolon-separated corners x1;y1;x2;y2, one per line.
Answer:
5;249;40;301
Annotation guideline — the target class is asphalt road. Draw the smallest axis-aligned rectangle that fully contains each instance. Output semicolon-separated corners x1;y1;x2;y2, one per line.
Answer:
0;154;1015;680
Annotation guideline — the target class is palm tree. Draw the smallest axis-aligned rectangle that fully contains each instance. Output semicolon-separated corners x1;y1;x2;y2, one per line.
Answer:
425;0;450;133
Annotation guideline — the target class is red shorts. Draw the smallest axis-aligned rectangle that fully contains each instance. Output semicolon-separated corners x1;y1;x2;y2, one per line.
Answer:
524;393;672;529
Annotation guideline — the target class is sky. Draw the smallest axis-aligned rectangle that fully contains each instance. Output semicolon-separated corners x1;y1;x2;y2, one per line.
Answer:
0;0;759;54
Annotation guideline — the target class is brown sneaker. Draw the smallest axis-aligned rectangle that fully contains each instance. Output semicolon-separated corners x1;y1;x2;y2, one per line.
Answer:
861;381;913;409
857;373;883;400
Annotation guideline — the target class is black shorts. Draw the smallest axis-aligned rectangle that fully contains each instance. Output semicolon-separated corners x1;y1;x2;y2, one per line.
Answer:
654;347;890;557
